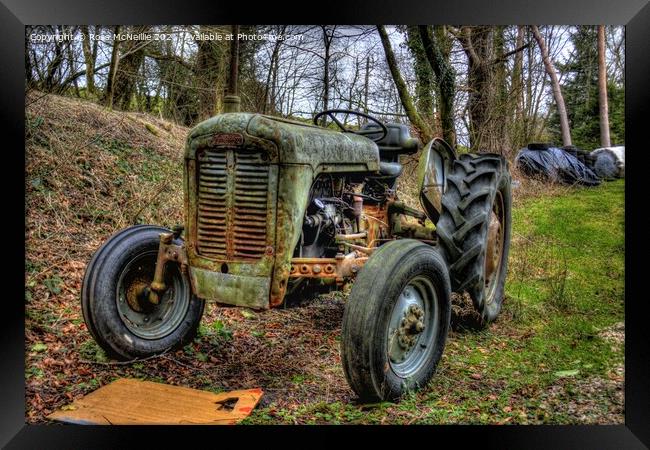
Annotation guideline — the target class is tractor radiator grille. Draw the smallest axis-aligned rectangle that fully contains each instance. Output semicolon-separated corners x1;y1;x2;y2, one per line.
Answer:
196;148;270;260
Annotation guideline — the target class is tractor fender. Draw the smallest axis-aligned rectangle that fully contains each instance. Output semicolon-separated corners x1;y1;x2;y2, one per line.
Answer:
417;138;457;223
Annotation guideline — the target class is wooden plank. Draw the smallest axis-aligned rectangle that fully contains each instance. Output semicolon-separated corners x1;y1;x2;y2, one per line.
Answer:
48;379;263;425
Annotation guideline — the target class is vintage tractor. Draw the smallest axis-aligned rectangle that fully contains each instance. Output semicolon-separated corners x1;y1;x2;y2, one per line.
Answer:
82;108;511;402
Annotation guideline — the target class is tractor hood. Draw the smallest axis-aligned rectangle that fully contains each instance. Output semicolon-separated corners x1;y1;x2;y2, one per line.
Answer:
186;113;380;173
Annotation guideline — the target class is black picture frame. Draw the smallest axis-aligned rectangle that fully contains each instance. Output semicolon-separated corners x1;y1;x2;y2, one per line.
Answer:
4;0;649;447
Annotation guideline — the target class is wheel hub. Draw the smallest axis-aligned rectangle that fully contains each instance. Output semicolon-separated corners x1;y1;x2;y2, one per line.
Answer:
397;304;425;351
387;282;434;369
485;211;502;280
117;252;189;340
484;191;505;305
125;277;155;314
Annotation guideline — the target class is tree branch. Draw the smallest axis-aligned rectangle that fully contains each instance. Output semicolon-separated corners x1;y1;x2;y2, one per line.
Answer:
491;41;532;64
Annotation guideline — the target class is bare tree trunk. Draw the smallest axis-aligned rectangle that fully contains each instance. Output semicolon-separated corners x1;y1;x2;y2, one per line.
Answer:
419;25;456;147
104;26;121;108
406;26;435;128
80;25;95;95
363;56;370;114
263;25;285;114
455;26;500;152
65;28;80;96
195;26;225;120
377;25;433;141
531;25;572;146
494;26;509;152
597;25;611;147
344;57;360;125
112;26;150;110
510;26;525;148
44;26;65;91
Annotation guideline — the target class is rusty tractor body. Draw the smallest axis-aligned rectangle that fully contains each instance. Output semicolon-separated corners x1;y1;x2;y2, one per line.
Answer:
82;108;511;402
173;112;452;309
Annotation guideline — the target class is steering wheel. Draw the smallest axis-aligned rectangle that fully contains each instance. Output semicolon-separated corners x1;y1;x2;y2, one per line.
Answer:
313;109;388;143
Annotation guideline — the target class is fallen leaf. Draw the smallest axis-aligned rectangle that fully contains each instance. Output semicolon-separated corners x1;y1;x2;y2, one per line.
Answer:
31;343;48;353
554;369;580;378
240;309;256;320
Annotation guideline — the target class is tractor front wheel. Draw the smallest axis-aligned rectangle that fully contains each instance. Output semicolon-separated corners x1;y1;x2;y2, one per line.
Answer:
81;225;205;360
341;240;451;402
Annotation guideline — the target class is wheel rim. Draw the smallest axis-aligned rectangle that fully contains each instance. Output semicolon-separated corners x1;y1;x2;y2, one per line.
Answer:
484;190;505;305
116;250;190;340
387;276;439;378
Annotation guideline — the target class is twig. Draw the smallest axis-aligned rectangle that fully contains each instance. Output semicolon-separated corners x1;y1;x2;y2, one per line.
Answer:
26;90;51;107
161;354;200;371
78;347;172;366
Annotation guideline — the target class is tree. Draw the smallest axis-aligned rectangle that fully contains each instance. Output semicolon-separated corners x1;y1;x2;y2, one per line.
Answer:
44;26;65;92
112;26;151;110
377;25;433;142
550;26;624;149
262;25;287;114
531;25;572;146
80;25;96;96
104;25;121;108
195;26;227;120
453;26;528;153
419;25;456;147
597;25;611;147
405;27;435;128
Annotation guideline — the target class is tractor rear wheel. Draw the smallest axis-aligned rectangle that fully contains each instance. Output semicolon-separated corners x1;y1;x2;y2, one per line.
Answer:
436;153;512;324
341;240;451;402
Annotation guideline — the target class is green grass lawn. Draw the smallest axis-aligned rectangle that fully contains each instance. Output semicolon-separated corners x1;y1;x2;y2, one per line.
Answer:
244;180;625;424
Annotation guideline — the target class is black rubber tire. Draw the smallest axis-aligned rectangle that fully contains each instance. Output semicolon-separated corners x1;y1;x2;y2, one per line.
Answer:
341;240;451;402
436;153;512;324
81;225;205;360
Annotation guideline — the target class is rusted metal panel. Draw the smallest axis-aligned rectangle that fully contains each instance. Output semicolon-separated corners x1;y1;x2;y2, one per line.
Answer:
290;254;369;285
189;266;271;310
48;378;263;425
183;112;381;308
184;126;278;309
269;164;313;306
196;148;271;261
245;114;380;172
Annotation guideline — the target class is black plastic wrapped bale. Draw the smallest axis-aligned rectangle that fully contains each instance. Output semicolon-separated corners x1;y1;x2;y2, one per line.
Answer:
515;144;601;186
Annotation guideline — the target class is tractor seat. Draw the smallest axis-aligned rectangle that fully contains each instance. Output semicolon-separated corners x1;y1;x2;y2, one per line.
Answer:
360;122;421;156
379;161;403;177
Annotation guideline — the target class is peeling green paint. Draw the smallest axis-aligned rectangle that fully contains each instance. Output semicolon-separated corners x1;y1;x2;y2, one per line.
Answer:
183;113;381;308
189;266;271;309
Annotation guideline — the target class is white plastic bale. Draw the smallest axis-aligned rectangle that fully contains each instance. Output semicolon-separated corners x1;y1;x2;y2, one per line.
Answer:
592;146;625;178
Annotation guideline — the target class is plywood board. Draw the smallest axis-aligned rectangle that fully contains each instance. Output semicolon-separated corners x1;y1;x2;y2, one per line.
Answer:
48;378;263;425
